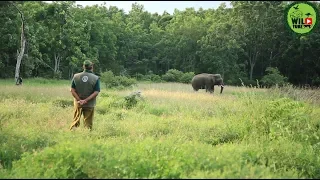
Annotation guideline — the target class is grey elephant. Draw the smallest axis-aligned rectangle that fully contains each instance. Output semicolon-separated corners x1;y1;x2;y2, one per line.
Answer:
191;73;224;94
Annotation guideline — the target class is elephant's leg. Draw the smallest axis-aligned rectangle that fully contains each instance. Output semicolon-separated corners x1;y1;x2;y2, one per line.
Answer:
205;86;210;93
207;87;213;93
204;85;208;92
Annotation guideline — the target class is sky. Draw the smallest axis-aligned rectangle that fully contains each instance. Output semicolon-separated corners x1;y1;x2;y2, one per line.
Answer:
44;1;232;14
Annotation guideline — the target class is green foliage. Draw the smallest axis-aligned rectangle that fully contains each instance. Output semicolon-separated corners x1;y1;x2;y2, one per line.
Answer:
179;72;195;84
143;74;162;82
2;1;320;86
53;71;62;79
101;70;137;89
124;92;143;109
113;76;137;89
239;78;259;87
5;139;300;179
1;81;320;178
0;129;56;170
261;67;288;87
312;77;320;86
135;73;144;81
100;70;115;88
162;69;184;82
162;69;194;83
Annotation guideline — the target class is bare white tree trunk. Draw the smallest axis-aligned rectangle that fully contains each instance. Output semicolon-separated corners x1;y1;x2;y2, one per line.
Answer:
12;2;26;84
15;35;26;83
54;53;61;73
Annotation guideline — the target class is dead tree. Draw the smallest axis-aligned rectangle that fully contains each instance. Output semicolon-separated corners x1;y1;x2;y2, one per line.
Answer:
11;2;26;85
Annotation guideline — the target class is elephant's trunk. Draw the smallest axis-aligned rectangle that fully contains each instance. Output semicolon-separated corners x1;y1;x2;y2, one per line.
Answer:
220;82;224;94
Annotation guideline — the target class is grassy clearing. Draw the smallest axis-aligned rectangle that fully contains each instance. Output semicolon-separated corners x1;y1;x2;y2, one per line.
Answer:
0;80;320;178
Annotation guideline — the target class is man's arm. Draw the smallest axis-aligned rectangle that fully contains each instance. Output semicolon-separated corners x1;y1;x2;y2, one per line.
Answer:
70;88;81;101
84;91;99;103
70;79;81;101
84;79;100;103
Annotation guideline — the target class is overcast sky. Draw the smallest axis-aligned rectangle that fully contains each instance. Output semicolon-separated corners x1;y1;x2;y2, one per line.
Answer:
44;1;231;14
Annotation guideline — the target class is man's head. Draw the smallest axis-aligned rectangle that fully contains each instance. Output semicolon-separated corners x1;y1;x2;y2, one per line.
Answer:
83;60;94;71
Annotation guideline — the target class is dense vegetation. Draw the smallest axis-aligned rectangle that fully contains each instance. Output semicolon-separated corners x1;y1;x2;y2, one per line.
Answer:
0;79;320;178
1;1;320;178
1;1;320;86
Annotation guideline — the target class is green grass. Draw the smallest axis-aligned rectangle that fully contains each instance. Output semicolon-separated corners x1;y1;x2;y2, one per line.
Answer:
0;79;320;178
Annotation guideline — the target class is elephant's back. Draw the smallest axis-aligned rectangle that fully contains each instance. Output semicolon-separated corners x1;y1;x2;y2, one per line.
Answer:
191;74;207;86
192;73;209;80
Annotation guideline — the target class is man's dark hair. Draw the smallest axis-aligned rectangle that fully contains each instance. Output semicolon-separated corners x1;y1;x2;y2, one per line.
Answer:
85;65;93;70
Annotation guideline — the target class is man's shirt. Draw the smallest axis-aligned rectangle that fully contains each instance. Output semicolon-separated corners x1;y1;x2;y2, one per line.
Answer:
71;70;100;92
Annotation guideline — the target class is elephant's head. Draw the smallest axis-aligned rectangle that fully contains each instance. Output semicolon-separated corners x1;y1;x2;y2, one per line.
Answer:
210;74;224;94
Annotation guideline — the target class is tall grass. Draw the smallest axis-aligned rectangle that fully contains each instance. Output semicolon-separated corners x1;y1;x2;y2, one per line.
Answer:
0;79;320;178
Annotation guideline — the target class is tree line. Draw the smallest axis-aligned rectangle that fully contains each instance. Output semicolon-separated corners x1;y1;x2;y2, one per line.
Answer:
1;1;320;86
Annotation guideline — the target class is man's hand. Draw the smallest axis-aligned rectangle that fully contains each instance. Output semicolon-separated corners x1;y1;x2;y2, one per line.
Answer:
77;100;87;105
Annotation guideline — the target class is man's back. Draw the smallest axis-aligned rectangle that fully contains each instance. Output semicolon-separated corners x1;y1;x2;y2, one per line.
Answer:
73;71;99;107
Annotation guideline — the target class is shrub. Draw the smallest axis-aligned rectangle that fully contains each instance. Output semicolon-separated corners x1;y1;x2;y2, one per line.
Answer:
135;73;144;81
124;92;143;109
149;74;162;82
179;72;195;84
113;76;137;88
100;70;115;89
7;139;300;179
140;74;162;82
239;78;258;87
261;67;288;88
162;69;184;82
53;71;62;79
162;73;175;82
100;70;137;89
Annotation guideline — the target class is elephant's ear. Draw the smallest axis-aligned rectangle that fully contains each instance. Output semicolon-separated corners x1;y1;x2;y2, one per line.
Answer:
210;75;215;84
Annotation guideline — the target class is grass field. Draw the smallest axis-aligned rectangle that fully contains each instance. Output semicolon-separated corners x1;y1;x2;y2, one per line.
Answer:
1;78;320;178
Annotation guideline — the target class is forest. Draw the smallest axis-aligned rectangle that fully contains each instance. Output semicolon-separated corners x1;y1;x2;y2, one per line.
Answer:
2;2;320;178
1;1;320;87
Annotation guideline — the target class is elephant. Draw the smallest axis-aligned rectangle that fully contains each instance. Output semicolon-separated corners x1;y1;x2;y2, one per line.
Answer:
191;73;224;94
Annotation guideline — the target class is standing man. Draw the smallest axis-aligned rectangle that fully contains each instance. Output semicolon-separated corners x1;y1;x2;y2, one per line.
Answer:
69;60;100;130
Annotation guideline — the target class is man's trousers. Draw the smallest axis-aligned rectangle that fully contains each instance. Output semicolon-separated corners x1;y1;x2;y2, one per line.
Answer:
69;107;95;130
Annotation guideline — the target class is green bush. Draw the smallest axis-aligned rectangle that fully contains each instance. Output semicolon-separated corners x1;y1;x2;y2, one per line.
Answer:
162;69;195;83
263;98;316;143
0;130;55;170
148;74;162;82
53;71;62;79
113;76;137;88
162;73;175;82
135;73;144;81
7;139;299;179
100;70;115;89
162;69;184;82
261;67;288;88
238;78;258;87
141;74;162;82
179;72;195;84
124;92;143;109
100;70;137;89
